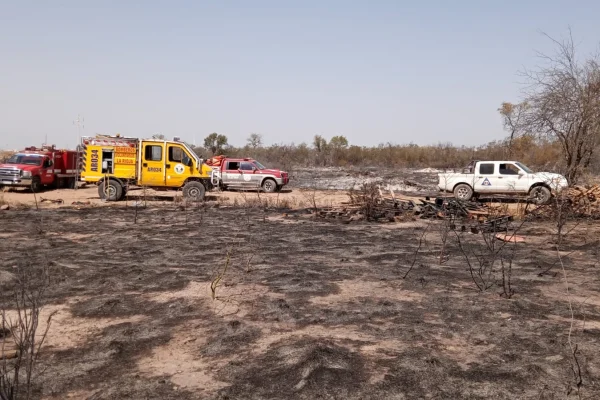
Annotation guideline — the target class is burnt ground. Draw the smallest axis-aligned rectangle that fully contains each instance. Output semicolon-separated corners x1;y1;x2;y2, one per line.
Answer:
0;205;599;399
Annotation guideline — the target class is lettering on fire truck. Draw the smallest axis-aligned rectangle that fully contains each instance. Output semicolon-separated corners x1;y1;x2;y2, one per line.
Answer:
115;147;136;154
148;167;161;172
115;147;136;165
91;149;99;172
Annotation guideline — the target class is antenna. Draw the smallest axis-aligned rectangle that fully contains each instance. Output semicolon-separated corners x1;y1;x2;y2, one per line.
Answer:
73;114;84;142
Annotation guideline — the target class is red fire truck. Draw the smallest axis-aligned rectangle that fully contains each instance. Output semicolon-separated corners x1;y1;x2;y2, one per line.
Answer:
206;155;289;192
0;145;79;192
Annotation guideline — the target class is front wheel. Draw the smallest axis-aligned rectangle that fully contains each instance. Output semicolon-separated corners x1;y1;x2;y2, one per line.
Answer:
31;177;43;193
529;186;552;205
453;184;473;201
98;179;123;201
183;181;206;202
261;178;277;193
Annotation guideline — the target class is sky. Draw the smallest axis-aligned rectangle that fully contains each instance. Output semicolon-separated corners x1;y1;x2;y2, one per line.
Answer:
0;0;599;150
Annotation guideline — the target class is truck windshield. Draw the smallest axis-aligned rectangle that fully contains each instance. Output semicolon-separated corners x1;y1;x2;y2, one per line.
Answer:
6;154;43;166
254;161;266;170
516;162;534;173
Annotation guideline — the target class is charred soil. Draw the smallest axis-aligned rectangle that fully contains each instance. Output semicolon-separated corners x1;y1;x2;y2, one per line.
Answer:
1;205;599;399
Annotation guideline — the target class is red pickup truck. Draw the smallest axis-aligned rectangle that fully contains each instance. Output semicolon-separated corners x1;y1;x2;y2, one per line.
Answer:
0;145;79;192
206;156;289;192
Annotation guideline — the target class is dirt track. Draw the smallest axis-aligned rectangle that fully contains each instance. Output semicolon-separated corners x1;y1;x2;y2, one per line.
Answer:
1;201;599;399
0;185;351;210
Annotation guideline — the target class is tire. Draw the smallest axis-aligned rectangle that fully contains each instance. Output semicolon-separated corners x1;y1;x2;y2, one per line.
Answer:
453;184;473;201
529;186;552;205
31;177;43;193
98;179;123;201
183;181;206;202
68;177;77;189
261;178;277;193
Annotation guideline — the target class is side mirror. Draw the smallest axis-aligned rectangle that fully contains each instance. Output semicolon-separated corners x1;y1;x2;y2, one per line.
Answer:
518;171;525;176
252;167;257;172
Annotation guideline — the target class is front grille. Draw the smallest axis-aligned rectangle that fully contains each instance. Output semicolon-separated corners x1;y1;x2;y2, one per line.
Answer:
0;167;19;179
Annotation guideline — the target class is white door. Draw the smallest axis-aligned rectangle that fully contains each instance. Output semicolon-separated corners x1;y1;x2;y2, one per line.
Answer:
473;162;500;192
239;161;260;189
222;160;242;187
498;163;529;193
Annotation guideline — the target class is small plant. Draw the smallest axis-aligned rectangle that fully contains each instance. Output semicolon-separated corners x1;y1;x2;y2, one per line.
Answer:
210;247;233;300
1;263;55;400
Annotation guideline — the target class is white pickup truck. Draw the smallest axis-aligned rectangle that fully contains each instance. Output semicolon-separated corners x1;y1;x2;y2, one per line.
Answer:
438;160;568;204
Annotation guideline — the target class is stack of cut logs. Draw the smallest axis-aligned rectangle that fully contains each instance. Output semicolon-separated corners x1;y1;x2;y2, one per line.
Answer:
565;185;600;217
316;185;506;228
530;185;600;219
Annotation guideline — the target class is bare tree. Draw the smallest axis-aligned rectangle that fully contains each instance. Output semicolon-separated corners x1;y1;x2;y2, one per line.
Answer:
511;30;600;184
498;102;528;157
246;133;263;149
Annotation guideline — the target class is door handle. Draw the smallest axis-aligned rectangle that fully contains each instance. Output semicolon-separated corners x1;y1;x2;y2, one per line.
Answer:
498;177;503;179
143;163;148;167
166;164;171;168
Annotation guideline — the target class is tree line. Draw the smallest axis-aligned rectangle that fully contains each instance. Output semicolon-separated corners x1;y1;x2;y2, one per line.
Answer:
194;31;599;184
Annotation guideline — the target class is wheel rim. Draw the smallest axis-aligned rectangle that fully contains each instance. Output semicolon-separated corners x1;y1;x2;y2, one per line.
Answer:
104;185;116;198
456;187;469;199
188;187;201;198
264;181;274;191
532;188;547;202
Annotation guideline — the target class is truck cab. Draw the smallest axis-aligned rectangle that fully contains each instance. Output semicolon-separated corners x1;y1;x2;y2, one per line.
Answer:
438;160;568;204
80;135;214;201
207;157;289;193
0;146;78;191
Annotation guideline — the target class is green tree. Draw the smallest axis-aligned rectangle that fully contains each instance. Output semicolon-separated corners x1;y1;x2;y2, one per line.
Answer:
329;135;349;149
204;133;229;155
312;135;329;166
313;135;328;152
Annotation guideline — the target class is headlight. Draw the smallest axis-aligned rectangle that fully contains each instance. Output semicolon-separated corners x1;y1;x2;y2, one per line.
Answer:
21;170;31;178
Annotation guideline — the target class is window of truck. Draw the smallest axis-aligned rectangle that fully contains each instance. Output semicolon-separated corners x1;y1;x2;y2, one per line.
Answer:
168;146;191;166
240;162;254;171
499;163;520;175
516;162;533;173
479;163;494;174
253;161;266;170
145;145;162;161
6;154;43;165
226;161;240;170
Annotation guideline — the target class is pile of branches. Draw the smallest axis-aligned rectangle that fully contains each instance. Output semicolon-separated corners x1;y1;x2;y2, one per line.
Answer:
528;185;600;219
317;183;497;225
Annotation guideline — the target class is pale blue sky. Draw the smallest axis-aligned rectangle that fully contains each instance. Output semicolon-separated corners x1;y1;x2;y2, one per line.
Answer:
0;0;598;149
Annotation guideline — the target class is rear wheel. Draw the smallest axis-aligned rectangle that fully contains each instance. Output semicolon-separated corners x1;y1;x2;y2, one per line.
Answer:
530;186;551;205
453;184;473;201
31;177;43;193
183;181;206;202
261;178;277;193
98;179;123;201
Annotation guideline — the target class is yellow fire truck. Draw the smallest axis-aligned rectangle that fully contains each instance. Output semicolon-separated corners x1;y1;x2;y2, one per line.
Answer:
80;134;213;201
